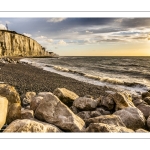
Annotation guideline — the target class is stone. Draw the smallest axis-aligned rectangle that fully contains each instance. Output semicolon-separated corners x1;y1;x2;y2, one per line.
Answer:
146;115;150;130
6;103;21;124
143;97;150;105
112;92;135;110
53;88;79;107
0;96;8;129
70;106;79;114
99;94;115;110
22;92;36;107
35;92;85;132
96;107;111;115
85;115;125;127
4;119;62;132
136;128;149;133
114;107;145;130
0;84;21;124
142;92;150;99
85;123;134;132
133;98;146;107
73;97;98;111
136;103;150;119
30;96;43;112
21;109;34;119
77;111;101;120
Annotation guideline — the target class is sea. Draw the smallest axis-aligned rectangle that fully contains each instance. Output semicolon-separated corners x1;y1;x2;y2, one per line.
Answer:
20;56;150;95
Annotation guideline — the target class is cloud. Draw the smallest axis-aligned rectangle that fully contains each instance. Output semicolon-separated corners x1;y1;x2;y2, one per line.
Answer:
36;35;47;39
58;40;67;45
47;18;67;23
0;24;7;30
23;33;32;37
47;39;53;43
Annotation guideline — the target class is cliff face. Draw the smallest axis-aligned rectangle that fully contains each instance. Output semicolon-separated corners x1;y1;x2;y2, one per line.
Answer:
0;30;57;57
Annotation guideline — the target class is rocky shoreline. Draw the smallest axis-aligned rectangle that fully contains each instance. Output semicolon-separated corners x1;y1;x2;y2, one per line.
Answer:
0;57;150;132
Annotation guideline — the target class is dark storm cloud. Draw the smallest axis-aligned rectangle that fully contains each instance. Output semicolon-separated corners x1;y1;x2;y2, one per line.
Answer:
121;18;150;28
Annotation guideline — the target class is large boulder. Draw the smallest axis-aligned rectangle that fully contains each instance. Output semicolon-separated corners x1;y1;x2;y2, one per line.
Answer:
136;103;150;119
77;111;101;120
85;115;125;127
4;119;62;132
53;88;79;107
21;109;34;119
73;97;98;111
30;96;43;112
112;92;135;110
99;95;115;110
0;84;21;124
6;103;21;124
0;96;8;129
35;92;85;132
85;123;134;132
114;107;146;130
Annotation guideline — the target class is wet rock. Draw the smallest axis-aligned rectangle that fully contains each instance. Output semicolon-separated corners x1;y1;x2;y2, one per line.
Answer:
85;115;125;127
35;92;85;132
114;107;145;130
85;123;134;132
53;88;79;107
73;96;98;111
0;96;8;129
4;119;62;132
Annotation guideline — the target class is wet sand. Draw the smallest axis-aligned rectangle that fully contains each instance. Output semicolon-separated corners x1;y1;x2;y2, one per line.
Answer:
0;61;116;98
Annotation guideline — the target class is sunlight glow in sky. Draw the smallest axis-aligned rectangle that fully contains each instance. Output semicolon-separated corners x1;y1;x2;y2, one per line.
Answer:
0;18;150;56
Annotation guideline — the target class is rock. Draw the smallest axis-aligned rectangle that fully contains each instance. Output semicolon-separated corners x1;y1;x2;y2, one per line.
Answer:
112;92;135;110
136;103;150;119
142;92;150;99
4;119;62;132
133;98;146;107
136;128;149;132
73;97;98;111
146;115;150;130
21;109;34;119
77;111;101;120
99;94;115;110
0;84;21;124
22;92;36;107
96;107;111;115
53;88;79;107
30;96;43;112
85;115;125;127
6;103;21;124
85;123;134;132
70;106;79;114
143;97;150;105
0;96;8;129
114;107;145;130
35;92;85;132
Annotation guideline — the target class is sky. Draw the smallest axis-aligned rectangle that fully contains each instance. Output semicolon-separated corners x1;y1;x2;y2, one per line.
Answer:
0;18;150;56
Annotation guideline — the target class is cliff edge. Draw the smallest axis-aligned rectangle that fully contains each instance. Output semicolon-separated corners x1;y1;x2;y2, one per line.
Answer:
0;30;58;57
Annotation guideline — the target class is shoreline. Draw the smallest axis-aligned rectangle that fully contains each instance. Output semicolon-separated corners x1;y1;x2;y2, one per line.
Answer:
0;58;116;98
